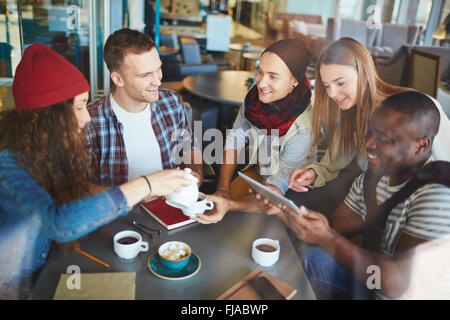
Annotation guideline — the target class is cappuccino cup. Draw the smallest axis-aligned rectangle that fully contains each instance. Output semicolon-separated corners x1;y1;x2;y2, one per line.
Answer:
158;241;192;270
113;230;149;260
165;168;214;217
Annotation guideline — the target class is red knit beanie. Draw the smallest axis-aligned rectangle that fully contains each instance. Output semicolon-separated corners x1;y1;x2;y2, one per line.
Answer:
12;44;90;111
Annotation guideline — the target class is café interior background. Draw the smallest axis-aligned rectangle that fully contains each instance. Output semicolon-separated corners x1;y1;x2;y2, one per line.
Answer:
0;0;448;113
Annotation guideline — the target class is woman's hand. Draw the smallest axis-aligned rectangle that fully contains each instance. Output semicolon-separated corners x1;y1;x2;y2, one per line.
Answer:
288;169;317;192
146;169;191;197
120;169;191;208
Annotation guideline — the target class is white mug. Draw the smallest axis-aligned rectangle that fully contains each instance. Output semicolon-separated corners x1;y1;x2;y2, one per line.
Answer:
165;168;214;217
113;230;149;260
251;238;280;267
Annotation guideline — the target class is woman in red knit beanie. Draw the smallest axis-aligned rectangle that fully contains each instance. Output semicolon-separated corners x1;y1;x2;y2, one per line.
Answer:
0;44;190;299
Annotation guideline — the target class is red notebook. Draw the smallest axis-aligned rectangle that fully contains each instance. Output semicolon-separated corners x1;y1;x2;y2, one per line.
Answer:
140;197;196;230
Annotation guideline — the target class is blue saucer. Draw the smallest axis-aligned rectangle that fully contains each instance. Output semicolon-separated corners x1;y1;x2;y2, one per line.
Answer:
148;252;201;280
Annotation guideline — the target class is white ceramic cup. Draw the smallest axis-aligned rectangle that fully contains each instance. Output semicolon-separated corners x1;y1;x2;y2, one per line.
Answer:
251;238;280;267
165;168;214;217
113;230;149;260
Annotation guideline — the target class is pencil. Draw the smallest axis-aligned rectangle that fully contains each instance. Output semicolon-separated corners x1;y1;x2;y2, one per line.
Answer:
75;247;110;268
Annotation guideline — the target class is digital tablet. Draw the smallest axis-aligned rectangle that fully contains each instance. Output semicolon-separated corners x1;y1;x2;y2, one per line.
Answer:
238;171;302;214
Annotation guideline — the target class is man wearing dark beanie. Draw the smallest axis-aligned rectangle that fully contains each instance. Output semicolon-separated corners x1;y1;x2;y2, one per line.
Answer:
195;38;319;224
263;38;312;84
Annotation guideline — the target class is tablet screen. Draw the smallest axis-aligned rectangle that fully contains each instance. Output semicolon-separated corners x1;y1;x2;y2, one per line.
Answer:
238;172;301;214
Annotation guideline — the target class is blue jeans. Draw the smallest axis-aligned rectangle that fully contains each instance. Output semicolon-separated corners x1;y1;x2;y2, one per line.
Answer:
303;246;374;300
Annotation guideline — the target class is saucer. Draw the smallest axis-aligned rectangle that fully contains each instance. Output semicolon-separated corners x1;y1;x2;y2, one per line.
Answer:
148;252;201;280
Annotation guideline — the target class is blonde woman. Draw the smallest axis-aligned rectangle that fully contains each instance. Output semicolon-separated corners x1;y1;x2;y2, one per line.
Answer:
286;37;450;215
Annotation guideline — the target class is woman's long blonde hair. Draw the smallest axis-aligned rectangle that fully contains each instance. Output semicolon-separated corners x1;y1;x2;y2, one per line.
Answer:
312;37;409;161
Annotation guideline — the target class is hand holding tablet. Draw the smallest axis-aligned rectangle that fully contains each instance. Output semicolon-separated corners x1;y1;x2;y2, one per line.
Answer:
238;172;302;215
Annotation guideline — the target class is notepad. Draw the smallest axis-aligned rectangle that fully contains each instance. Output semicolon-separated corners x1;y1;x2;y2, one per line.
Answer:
53;272;135;300
140;197;196;230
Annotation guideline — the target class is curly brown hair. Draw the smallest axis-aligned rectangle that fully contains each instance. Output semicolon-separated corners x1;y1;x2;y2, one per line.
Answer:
0;99;94;204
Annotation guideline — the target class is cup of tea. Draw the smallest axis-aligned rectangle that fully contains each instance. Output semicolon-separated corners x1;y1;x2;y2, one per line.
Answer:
113;230;149;260
165;168;214;217
158;241;191;270
251;238;280;267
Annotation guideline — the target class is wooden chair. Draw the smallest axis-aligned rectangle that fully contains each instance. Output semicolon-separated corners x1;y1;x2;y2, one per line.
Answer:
408;49;441;98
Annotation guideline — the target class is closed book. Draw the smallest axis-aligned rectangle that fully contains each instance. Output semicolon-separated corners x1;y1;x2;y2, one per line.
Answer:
140;197;196;230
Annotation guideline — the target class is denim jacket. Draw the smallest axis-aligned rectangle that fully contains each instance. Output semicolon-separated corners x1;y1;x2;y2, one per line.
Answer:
0;150;131;299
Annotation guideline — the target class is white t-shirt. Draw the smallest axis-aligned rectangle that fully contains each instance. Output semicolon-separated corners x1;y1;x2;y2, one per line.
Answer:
111;96;163;181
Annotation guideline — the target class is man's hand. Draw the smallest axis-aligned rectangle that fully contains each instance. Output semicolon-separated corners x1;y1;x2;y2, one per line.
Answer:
279;205;335;246
288;169;317;192
194;194;231;224
250;185;284;216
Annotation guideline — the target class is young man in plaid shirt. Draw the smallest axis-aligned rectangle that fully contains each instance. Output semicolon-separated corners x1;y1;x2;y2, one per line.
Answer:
87;28;203;193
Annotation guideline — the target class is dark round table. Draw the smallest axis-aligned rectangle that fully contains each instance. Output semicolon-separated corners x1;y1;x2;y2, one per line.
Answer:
182;70;254;106
182;70;255;132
